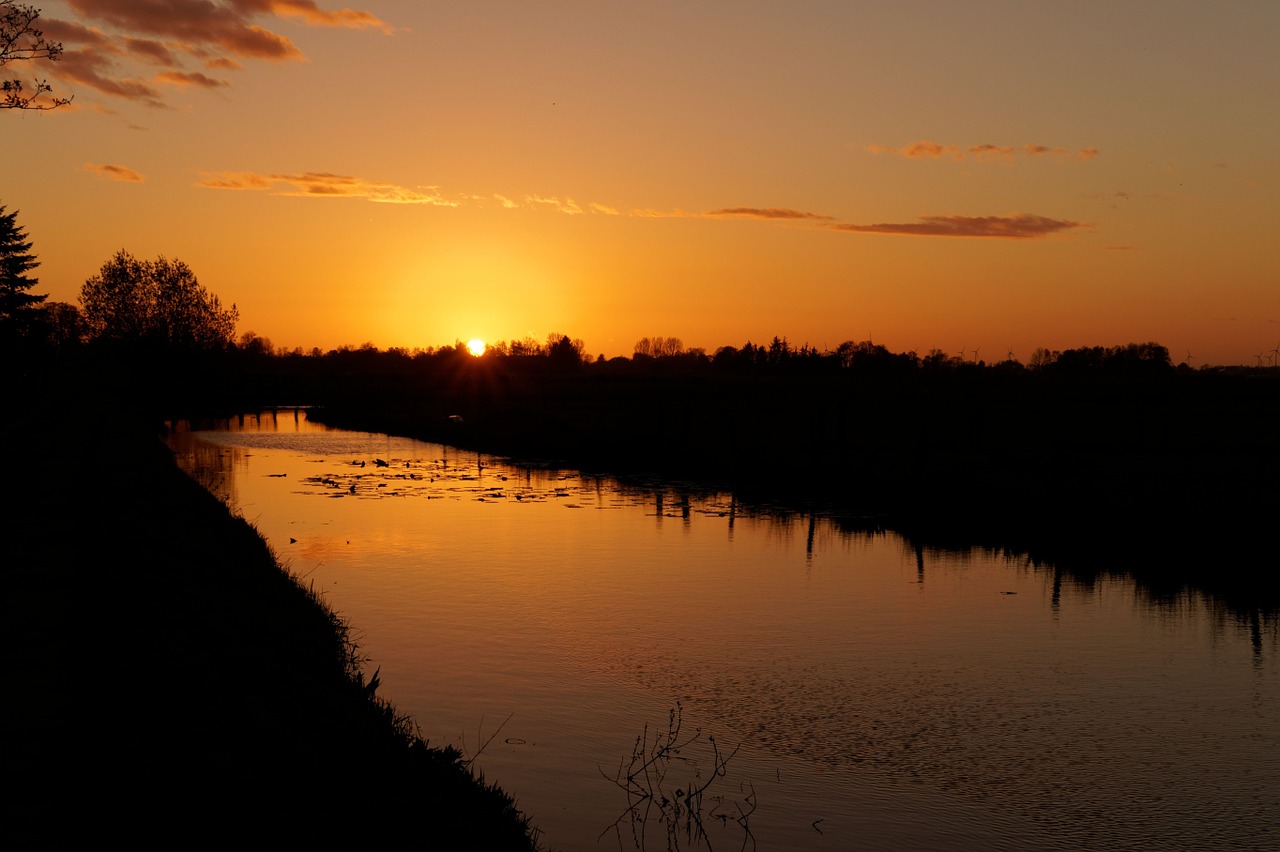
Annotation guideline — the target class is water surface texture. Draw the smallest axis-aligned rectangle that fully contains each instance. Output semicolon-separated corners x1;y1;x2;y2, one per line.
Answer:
167;410;1279;851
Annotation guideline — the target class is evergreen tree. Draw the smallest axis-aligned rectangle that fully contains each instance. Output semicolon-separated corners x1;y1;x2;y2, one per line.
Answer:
0;203;46;344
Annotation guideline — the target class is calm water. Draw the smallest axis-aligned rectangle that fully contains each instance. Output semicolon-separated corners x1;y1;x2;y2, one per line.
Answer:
167;409;1279;851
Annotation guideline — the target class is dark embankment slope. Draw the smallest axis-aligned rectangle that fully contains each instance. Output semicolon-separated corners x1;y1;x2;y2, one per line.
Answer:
312;361;1279;612
2;377;539;850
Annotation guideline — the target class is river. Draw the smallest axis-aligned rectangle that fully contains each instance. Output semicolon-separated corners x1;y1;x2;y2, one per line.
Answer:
166;409;1279;851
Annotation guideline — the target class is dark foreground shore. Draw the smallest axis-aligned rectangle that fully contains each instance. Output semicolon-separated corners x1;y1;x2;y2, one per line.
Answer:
2;380;540;849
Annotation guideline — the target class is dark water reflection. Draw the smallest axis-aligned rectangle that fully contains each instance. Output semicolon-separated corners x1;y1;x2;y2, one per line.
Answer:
167;410;1280;851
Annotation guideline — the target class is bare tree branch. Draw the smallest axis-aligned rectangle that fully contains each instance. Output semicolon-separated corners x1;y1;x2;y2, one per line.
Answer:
1;1;71;110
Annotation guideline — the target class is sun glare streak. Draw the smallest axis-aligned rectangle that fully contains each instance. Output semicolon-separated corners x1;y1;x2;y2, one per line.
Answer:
467;339;486;357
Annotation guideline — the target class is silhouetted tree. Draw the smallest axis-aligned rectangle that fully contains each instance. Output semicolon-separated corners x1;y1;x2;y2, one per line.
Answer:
1028;347;1058;370
237;331;274;358
509;335;543;357
1;1;70;110
31;300;81;346
1105;342;1172;374
766;336;791;366
80;251;238;352
548;334;582;370
1054;346;1107;371
634;336;684;358
921;348;952;372
546;332;585;360
0;203;46;351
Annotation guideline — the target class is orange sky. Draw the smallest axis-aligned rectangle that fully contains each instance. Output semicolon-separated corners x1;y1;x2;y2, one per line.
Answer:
5;1;1278;363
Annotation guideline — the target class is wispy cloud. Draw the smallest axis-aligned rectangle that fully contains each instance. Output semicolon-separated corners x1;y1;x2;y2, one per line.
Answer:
205;57;244;72
526;195;583;215
44;1;391;106
84;163;145;183
832;214;1083;239
194;167;1084;244
628;208;694;219
199;174;684;217
969;144;1017;161
39;19;167;107
1105;189;1187;208
248;0;395;34
123;37;179;66
196;171;457;204
158;71;229;88
1022;144;1100;161
866;140;1100;162
706;207;834;221
54;57;166;107
63;0;306;61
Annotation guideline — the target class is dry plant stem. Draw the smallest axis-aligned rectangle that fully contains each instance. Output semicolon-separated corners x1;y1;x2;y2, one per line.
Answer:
602;703;754;851
465;711;515;766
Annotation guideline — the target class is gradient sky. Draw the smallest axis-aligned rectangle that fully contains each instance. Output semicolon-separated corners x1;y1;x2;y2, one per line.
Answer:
5;1;1278;362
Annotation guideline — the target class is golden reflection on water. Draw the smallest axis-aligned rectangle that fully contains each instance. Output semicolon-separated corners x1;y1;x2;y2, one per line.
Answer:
167;410;1280;852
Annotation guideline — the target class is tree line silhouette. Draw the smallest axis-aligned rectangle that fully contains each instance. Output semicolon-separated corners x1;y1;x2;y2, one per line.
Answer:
3;208;1277;608
0;202;1263;385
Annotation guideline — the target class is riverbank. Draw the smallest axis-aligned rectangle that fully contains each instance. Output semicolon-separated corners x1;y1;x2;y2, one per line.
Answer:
1;377;541;849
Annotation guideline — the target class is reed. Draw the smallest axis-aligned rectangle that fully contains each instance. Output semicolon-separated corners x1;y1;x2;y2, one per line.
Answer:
602;703;755;851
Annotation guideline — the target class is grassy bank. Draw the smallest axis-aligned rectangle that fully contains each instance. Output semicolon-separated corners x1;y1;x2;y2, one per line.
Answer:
2;377;540;849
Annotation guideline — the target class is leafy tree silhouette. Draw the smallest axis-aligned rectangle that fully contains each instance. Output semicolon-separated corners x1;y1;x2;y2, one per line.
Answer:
80;251;238;354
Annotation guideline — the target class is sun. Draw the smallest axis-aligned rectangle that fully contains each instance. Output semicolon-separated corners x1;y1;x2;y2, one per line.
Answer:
466;338;486;357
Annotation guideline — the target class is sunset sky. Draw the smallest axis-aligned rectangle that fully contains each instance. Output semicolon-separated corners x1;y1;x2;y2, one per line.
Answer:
5;1;1278;362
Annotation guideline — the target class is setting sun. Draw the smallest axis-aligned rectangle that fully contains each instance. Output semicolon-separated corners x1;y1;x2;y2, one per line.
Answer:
466;339;486;357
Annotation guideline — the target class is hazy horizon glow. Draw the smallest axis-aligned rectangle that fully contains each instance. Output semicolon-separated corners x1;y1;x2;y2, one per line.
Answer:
5;2;1278;363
